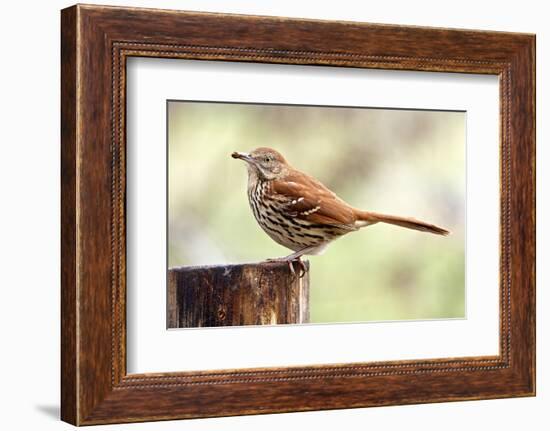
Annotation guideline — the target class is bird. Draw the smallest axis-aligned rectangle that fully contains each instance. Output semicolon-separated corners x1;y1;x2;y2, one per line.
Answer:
232;147;449;275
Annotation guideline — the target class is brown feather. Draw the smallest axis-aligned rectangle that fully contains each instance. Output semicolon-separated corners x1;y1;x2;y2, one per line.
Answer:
354;210;450;236
271;170;357;230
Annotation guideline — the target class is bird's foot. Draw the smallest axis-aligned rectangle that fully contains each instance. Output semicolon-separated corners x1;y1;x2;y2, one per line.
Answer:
265;256;308;278
295;257;308;279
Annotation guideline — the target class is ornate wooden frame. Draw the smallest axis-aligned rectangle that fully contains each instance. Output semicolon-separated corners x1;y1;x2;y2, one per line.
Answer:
61;4;535;425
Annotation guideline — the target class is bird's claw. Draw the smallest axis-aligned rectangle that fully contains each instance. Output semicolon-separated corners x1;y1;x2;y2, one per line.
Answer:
295;259;308;279
265;257;308;279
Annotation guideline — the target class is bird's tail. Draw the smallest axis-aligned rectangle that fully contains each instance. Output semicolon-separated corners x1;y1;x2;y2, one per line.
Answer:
354;210;450;236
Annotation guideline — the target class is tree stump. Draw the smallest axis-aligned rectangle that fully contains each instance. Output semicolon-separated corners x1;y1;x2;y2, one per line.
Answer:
167;261;310;328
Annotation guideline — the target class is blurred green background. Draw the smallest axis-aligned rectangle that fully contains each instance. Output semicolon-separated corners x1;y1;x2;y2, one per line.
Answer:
168;101;465;323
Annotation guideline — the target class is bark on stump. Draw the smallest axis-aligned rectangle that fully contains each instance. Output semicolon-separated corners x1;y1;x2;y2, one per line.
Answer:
167;261;310;328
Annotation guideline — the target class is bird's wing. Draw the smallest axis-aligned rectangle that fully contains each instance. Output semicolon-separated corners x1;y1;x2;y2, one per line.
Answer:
270;172;357;230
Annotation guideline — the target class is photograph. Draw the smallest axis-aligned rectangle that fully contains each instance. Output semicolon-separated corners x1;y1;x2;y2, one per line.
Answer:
52;2;536;426
167;100;465;328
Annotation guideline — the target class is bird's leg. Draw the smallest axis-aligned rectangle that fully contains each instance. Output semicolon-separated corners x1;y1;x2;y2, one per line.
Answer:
266;247;314;278
267;246;315;262
266;255;297;276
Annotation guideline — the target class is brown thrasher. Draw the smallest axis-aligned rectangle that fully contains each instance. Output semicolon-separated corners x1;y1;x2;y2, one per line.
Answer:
232;147;449;274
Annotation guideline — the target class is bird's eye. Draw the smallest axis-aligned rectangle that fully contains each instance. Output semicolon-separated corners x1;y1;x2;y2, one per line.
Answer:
264;156;271;163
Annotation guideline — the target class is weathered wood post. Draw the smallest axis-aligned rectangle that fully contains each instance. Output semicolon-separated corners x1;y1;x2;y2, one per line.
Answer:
167;261;310;328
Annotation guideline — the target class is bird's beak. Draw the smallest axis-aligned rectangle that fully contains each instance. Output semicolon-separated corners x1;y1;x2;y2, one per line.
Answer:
231;151;253;163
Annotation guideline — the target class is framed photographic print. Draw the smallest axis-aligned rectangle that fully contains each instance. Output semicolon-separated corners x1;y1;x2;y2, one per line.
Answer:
61;4;535;425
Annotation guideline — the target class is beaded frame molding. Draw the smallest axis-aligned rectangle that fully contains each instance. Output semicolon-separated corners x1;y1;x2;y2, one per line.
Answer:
61;4;535;425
